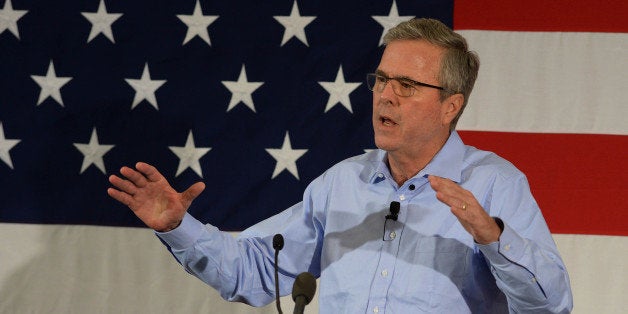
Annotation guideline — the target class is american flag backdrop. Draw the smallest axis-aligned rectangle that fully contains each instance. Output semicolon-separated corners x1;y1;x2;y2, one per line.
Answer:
0;0;626;313
0;0;438;229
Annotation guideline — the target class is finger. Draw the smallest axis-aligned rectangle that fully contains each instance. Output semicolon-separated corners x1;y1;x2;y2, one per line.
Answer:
107;187;134;208
427;175;455;193
429;176;472;210
429;176;460;203
120;166;149;188
450;200;471;215
109;174;139;195
181;182;206;205
136;162;165;183
436;191;467;211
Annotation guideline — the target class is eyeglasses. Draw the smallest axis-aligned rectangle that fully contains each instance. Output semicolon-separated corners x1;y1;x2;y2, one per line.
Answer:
366;73;445;97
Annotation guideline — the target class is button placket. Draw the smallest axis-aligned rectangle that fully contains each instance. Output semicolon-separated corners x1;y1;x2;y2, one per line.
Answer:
372;197;404;314
381;269;388;277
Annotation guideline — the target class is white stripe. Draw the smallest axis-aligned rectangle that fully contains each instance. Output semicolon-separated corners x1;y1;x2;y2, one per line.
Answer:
1;223;626;313
457;30;628;135
0;223;302;314
554;233;628;314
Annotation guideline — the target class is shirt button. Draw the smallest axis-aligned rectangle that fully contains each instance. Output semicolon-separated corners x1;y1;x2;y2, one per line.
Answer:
377;173;384;178
399;195;405;201
381;269;388;277
503;244;511;251
373;306;379;313
389;231;396;239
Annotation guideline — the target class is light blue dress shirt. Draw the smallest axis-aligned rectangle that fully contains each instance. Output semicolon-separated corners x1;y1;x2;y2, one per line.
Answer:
157;131;573;313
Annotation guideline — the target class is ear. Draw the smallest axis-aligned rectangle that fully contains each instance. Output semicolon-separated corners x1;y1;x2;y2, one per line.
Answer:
441;93;464;125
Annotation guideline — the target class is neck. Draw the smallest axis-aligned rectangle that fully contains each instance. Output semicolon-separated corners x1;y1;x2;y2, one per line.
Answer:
387;154;430;186
386;133;450;186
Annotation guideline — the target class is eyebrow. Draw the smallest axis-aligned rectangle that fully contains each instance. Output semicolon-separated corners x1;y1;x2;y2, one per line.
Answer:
375;69;446;91
375;69;419;83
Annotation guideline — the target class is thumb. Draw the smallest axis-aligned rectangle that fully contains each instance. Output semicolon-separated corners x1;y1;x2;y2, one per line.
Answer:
181;182;206;204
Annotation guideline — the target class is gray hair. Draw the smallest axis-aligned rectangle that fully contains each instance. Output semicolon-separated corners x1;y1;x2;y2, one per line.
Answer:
383;18;480;131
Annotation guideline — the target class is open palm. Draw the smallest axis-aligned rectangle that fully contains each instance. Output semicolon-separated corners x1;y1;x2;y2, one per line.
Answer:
108;162;205;232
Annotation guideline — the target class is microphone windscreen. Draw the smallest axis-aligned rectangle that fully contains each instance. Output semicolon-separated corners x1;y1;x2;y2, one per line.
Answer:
291;272;317;304
390;201;400;214
273;234;284;250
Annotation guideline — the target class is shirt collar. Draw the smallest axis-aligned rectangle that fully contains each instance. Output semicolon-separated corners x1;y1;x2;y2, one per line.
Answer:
369;131;465;184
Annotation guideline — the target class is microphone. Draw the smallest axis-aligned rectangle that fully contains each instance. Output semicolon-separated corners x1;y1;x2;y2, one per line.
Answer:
292;272;316;314
385;201;400;221
273;234;285;314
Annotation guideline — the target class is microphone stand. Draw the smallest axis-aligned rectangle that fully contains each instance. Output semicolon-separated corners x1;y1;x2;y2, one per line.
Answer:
273;234;284;314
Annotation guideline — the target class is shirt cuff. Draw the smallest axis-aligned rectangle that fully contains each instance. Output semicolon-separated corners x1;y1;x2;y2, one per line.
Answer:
155;213;218;250
477;219;526;267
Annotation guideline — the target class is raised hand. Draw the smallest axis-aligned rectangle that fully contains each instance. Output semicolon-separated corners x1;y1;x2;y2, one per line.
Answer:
107;162;206;232
428;175;501;244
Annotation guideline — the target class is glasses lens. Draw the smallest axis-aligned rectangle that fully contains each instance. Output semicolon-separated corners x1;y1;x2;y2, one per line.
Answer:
366;74;415;97
394;80;414;97
366;74;377;91
367;74;388;93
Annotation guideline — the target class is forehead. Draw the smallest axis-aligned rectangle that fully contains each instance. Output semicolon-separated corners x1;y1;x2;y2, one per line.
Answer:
378;40;444;80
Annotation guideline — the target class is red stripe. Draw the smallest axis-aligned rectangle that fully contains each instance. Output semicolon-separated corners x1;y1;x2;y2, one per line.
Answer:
454;0;628;33
459;131;628;236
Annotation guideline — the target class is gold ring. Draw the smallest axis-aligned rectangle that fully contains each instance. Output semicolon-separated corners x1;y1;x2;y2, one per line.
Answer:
461;203;467;210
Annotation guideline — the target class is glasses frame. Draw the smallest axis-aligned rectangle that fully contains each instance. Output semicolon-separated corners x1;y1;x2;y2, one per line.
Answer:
366;73;446;97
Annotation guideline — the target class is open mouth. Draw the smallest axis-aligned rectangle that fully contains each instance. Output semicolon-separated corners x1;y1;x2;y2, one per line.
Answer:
379;115;397;126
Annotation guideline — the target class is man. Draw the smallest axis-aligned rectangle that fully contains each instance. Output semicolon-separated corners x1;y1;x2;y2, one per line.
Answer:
108;18;573;313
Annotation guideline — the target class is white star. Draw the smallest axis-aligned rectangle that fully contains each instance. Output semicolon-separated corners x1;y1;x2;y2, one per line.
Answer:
30;60;73;107
318;66;361;113
0;122;20;169
372;0;415;46
81;0;123;43
73;128;114;174
265;132;308;180
169;131;211;178
273;0;316;46
0;0;27;40
221;65;264;112
125;63;166;110
177;0;218;45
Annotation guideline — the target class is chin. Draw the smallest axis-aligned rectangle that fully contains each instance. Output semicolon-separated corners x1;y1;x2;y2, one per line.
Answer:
373;137;394;152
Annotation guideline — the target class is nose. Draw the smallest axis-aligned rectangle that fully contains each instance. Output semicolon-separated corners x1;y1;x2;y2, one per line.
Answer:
378;81;397;104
